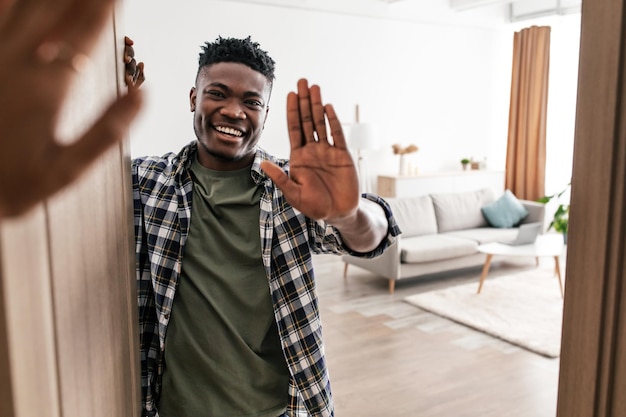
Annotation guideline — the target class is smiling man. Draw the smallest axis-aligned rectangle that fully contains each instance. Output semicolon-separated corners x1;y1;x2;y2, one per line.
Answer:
190;47;272;170
130;36;400;417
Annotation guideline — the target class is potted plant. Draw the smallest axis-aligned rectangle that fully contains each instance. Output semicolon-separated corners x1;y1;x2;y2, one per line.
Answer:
538;183;571;243
461;158;471;170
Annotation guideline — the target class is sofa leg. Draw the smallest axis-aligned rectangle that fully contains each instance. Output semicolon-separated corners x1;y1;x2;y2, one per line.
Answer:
388;279;396;294
343;263;349;282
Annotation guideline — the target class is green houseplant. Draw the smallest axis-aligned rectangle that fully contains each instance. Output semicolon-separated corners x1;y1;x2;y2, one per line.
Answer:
538;183;571;242
461;158;471;170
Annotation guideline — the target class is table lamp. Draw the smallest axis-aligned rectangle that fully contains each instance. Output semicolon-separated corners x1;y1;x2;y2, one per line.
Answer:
349;121;378;194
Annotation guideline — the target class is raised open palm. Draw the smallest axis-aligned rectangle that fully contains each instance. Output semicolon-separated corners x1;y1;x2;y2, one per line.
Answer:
261;79;359;220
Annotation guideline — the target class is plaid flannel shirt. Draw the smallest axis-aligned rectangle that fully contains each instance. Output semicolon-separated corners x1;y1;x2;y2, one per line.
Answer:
133;141;400;417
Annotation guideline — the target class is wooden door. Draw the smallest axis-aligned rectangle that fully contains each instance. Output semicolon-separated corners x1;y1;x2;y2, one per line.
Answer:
556;0;626;415
0;7;139;417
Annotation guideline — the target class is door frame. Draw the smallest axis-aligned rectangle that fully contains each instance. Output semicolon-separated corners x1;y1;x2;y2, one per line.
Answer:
556;0;626;415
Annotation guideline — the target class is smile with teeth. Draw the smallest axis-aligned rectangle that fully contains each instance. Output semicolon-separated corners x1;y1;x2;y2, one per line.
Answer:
215;125;244;137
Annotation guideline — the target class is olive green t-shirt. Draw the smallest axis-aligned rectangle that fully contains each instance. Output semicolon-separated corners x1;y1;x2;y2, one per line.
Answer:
158;156;289;417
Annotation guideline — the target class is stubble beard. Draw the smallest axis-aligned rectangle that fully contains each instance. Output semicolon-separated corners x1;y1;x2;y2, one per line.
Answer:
197;139;245;163
194;120;246;163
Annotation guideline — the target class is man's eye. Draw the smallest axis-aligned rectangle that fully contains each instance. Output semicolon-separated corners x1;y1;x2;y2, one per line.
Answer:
207;91;224;98
246;100;262;107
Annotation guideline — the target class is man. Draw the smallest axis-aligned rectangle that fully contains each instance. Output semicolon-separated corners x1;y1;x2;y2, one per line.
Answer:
129;36;400;417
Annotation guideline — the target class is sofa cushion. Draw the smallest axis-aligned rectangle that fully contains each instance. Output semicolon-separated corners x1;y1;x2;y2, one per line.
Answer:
481;189;529;228
445;227;520;245
401;234;478;263
387;195;438;237
431;188;495;233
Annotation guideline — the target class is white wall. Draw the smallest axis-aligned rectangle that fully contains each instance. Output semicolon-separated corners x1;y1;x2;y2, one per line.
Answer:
542;14;581;196
121;0;579;195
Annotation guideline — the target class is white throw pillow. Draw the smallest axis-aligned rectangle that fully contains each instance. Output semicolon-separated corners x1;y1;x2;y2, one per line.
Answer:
431;188;495;232
387;195;438;237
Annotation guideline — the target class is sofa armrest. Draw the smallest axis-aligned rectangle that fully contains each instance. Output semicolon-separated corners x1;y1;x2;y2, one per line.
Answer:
521;200;546;227
342;235;402;280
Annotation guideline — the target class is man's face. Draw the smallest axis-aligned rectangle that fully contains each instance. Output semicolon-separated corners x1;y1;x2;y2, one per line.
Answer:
190;62;271;170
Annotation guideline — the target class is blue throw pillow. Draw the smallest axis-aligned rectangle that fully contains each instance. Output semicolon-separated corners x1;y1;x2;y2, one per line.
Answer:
481;190;529;228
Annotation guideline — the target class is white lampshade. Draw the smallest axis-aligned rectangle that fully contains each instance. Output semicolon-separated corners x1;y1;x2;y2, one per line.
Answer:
349;123;378;151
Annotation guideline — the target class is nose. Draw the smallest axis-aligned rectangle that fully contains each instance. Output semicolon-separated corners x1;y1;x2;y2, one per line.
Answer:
220;100;246;119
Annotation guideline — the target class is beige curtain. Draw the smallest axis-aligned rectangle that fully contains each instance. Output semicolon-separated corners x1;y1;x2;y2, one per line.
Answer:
505;25;551;201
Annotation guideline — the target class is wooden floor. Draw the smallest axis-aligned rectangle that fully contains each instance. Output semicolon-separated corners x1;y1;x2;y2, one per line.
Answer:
313;254;561;417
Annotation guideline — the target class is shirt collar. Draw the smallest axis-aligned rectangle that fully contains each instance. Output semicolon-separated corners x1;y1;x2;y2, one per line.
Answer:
177;141;288;186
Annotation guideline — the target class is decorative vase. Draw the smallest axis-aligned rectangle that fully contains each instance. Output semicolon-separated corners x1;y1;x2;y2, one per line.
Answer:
399;155;407;176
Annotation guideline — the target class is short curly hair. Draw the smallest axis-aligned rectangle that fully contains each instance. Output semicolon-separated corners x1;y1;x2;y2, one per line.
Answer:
197;36;276;83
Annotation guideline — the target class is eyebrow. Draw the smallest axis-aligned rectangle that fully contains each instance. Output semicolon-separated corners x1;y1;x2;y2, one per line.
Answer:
205;82;264;99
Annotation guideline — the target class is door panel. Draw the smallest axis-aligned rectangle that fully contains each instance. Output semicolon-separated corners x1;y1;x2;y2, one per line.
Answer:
556;0;626;416
0;208;61;417
0;7;139;417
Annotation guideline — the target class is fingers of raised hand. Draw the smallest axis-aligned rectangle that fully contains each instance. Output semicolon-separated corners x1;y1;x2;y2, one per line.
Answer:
135;62;146;86
309;84;328;144
123;37;145;88
124;37;135;63
8;0;116;58
49;87;143;189
296;79;316;143
286;92;305;150
0;86;143;218
293;79;330;144
259;161;301;205
1;0;72;44
34;40;92;73
125;61;145;88
2;0;116;80
57;0;116;54
324;104;347;149
289;79;343;150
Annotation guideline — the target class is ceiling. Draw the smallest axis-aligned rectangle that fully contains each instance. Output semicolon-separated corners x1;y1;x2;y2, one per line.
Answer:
226;0;581;26
453;0;582;21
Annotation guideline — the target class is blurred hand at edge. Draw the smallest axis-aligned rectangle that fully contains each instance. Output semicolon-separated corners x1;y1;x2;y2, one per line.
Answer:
0;0;144;219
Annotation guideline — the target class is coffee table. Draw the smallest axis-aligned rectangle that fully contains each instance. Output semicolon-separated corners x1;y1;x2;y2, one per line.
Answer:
476;234;566;297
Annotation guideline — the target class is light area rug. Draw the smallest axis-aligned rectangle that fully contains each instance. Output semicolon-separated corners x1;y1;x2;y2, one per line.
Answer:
403;268;564;358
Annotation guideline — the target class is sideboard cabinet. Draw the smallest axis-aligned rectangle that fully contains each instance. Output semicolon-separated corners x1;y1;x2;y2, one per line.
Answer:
376;170;505;198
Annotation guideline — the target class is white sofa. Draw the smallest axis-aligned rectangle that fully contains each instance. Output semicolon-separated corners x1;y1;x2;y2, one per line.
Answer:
342;188;546;293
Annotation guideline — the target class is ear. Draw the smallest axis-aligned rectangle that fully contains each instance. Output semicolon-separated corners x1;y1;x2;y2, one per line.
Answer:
189;87;197;112
262;106;270;129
